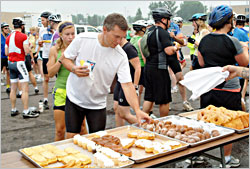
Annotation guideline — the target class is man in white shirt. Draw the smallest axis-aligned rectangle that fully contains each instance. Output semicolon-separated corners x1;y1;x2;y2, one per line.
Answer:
62;13;151;137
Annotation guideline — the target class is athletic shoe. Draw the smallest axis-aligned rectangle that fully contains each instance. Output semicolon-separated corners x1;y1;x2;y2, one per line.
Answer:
43;100;49;110
171;86;178;93
37;77;44;82
183;101;194;111
23;111;39;119
34;88;39;94
6;88;11;94
185;156;205;164
219;156;240;168
11;110;19;117
16;93;22;98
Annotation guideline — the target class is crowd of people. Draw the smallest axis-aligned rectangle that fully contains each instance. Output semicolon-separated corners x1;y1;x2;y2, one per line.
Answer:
1;4;249;168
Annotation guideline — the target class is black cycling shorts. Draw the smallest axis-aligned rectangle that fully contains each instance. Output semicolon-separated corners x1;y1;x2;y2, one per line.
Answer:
200;90;242;111
43;58;49;75
113;82;130;106
1;58;9;71
25;54;32;72
168;53;181;74
144;65;172;105
33;53;38;64
65;97;106;133
139;67;145;86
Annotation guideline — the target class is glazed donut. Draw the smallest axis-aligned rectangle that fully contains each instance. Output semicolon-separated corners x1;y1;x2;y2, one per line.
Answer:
164;121;172;125
204;131;211;139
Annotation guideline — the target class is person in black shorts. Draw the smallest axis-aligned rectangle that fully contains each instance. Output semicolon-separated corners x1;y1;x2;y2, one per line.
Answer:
113;37;141;126
198;5;249;167
142;7;180;117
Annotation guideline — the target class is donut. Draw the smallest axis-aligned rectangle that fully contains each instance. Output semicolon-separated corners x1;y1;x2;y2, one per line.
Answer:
175;134;183;140
204;131;211;139
164;121;172;125
211;130;220;137
153;119;159;125
187;138;196;143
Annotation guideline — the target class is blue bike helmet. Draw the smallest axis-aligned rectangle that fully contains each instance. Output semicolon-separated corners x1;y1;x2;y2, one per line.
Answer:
189;13;207;21
208;5;233;28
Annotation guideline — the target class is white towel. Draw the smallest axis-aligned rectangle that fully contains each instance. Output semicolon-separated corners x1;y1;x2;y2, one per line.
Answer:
180;67;229;101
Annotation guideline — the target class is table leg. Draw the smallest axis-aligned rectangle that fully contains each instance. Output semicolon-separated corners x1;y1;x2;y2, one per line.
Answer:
220;146;226;168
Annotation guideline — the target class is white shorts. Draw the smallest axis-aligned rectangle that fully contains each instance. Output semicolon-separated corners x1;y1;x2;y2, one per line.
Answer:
8;61;29;83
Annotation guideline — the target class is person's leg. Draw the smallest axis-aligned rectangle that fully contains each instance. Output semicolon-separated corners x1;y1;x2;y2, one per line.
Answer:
65;97;86;139
142;101;154;114
169;67;177;91
114;100;125;127
21;82;29;110
80;117;88;135
54;109;66;141
241;80;248;112
37;59;44;79
42;58;49;109
10;82;18;109
86;108;106;133
6;69;11;89
138;85;144;106
118;106;137;124
159;103;170;117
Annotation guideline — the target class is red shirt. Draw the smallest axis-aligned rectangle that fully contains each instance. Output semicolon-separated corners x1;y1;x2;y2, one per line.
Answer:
5;31;28;62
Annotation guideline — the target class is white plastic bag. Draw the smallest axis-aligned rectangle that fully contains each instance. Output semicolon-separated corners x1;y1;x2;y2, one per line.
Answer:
179;67;229;100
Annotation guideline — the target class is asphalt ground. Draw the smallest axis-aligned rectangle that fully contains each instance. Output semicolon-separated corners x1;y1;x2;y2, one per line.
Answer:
1;25;249;168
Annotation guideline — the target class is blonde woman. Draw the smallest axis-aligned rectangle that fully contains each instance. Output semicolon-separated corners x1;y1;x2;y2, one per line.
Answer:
47;21;87;141
188;13;210;70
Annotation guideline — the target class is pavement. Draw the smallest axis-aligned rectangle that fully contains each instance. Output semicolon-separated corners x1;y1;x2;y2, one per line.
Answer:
1;25;249;168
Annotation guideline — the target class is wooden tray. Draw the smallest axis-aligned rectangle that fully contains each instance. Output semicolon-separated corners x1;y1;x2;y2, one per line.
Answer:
179;110;249;134
19;138;134;168
85;126;189;163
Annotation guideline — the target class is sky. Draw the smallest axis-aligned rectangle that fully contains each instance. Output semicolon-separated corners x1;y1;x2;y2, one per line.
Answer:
1;1;249;18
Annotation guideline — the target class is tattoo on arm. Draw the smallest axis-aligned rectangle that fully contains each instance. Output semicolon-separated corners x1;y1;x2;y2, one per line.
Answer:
241;68;249;80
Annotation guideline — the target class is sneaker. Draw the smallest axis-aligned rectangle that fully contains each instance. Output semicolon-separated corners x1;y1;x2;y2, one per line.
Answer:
149;111;157;119
16;93;22;98
43;100;49;110
34;88;39;94
23;111;39;119
219;156;240;168
11;110;19;117
171;86;178;93
6;88;11;94
185;156;205;164
183;101;194;111
37;77;44;82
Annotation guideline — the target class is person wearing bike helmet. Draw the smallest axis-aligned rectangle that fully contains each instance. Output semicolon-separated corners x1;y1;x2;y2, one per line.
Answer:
48;13;62;47
168;16;194;112
188;13;210;70
5;17;39;118
233;14;249;42
198;5;249;168
142;7;180;117
1;22;11;94
130;20;147;106
38;11;53;110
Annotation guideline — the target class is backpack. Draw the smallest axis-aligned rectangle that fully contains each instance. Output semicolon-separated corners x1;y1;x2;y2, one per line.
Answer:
138;26;155;58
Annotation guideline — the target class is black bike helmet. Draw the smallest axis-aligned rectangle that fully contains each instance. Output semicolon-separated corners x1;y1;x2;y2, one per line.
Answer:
1;22;9;28
48;14;61;23
236;14;246;22
40;11;52;18
12;17;25;27
152;7;172;22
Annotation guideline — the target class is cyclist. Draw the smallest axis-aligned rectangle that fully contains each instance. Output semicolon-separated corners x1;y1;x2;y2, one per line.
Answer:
48;13;62;47
38;11;53;110
5;17;39;118
1;22;11;93
198;5;249;167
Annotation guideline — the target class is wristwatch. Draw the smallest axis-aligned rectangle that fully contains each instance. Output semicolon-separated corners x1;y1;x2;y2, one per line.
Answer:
71;66;75;73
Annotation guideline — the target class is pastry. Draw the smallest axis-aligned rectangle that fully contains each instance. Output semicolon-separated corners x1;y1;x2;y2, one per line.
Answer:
73;153;92;165
120;138;135;149
118;155;131;166
40;151;57;164
137;132;155;140
21;147;36;156
64;147;80;154
51;148;68;159
30;153;49;167
127;130;141;138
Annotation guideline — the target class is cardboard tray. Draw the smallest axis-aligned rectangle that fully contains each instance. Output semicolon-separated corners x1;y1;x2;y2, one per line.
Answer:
19;138;134;168
179;110;249;134
85;125;189;163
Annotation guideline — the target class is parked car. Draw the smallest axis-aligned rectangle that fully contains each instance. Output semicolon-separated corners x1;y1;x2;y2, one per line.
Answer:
74;25;98;35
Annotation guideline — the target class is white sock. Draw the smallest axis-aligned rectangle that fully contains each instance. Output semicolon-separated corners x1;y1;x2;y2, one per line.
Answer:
19;91;22;95
23;109;29;114
11;108;17;112
44;98;48;102
34;86;38;90
225;156;231;163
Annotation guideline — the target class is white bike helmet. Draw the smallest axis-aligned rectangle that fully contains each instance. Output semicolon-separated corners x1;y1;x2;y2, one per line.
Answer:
132;20;147;31
48;14;61;23
173;17;183;24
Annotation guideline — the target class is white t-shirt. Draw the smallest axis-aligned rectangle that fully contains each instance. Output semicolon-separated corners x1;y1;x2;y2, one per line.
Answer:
64;32;132;109
38;27;53;58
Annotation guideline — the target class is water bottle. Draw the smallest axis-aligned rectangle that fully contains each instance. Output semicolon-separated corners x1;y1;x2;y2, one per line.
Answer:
39;100;44;113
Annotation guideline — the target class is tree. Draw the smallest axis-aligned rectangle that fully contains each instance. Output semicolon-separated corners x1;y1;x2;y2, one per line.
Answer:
177;1;208;22
134;8;143;21
163;1;178;16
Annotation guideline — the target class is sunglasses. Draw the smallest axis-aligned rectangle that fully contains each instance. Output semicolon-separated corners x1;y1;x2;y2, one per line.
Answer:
3;27;9;30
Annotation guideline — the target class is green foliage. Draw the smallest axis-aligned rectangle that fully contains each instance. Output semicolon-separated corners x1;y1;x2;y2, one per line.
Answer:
134;8;143;21
177;1;207;22
71;14;105;26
